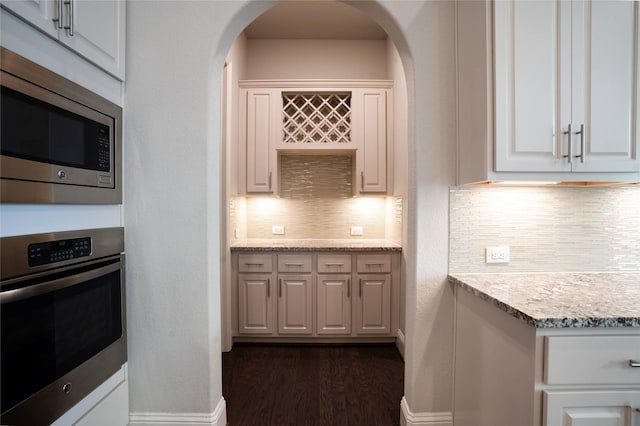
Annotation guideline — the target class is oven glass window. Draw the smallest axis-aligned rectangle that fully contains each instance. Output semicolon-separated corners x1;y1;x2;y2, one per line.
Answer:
0;270;122;413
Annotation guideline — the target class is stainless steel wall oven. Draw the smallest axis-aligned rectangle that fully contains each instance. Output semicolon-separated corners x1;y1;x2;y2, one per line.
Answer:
0;228;126;425
0;47;122;204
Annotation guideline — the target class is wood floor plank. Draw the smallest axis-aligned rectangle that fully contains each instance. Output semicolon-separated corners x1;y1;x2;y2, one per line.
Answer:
222;344;404;426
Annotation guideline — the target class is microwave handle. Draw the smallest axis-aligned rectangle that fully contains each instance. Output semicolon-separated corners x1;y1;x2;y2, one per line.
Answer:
0;259;122;304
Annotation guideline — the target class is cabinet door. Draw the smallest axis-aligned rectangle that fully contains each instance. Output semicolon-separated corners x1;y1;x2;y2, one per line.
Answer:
544;390;640;426
277;274;312;335
571;1;640;172
353;88;387;192
355;274;391;335
316;274;351;335
245;88;278;193
61;0;126;80
238;273;273;334
494;0;571;172
1;0;58;38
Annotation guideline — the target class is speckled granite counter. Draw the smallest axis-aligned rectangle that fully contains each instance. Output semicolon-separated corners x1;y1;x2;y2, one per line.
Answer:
230;239;402;252
449;272;640;328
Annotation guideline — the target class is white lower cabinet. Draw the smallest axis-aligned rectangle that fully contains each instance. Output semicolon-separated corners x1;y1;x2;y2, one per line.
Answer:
238;273;273;335
544;390;640;426
277;275;312;334
453;288;640;426
233;251;399;341
316;274;352;335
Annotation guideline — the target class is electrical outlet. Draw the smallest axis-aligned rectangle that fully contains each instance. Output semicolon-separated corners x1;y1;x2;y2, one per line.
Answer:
486;246;510;264
234;228;240;239
350;226;364;236
272;225;285;235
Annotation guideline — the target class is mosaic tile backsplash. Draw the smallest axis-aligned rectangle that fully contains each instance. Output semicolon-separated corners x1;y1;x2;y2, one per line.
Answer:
449;186;640;272
230;155;403;242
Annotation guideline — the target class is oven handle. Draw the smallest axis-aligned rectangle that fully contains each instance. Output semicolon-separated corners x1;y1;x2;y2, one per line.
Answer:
0;260;122;304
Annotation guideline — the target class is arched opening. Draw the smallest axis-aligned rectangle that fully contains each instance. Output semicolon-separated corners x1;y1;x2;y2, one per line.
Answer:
214;1;413;423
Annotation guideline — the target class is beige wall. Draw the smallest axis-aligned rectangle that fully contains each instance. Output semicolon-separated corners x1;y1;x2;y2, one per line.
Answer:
449;185;640;273
245;39;389;80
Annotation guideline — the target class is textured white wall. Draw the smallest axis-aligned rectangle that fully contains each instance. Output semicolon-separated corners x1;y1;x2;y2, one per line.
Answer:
125;0;457;421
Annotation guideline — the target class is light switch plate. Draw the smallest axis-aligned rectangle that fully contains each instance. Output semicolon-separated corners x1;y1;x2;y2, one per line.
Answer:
351;226;364;236
486;246;510;264
272;225;285;235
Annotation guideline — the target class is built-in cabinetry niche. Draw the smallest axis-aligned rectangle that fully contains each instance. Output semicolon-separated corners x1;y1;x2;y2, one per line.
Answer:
239;80;392;195
279;154;353;199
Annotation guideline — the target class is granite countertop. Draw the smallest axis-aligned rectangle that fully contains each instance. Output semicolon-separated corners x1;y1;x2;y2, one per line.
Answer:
230;238;402;252
449;272;640;328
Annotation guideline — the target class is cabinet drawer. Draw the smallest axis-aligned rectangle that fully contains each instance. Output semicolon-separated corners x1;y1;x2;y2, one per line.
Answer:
317;255;352;273
356;254;391;273
238;254;273;273
545;335;640;385
278;254;312;273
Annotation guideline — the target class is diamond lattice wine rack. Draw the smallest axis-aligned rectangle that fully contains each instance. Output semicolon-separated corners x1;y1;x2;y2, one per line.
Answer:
282;93;352;146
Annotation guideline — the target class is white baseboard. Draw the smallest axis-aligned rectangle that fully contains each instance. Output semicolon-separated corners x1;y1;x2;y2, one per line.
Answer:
129;397;226;426
396;329;406;358
400;397;452;426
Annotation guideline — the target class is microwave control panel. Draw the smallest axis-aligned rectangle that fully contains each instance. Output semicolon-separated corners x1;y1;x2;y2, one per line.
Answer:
28;237;92;267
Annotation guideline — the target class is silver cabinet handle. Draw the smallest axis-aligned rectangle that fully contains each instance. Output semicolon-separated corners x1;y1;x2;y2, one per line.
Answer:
244;262;264;266
267;279;270;297
365;262;385;267
324;263;344;266
63;0;73;36
284;263;304;267
359;279;362;297
629;360;640;367
563;123;573;164
279;279;282;297
52;0;63;28
360;171;364;191
347;279;351;297
268;172;272;190
574;123;585;163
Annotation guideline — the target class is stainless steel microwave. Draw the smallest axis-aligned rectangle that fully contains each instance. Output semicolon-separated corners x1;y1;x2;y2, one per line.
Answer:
0;47;122;204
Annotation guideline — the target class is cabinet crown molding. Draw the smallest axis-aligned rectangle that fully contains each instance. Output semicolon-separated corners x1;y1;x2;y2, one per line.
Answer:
239;79;393;89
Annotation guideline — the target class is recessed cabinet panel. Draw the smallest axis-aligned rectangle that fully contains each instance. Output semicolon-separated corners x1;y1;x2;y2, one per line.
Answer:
573;1;639;172
494;0;568;172
355;274;391;335
238;274;273;334
278;275;313;335
245;89;278;193
316;274;351;335
544;390;640;426
354;88;388;192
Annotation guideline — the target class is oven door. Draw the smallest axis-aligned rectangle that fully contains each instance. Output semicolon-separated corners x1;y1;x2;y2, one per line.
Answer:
0;255;127;426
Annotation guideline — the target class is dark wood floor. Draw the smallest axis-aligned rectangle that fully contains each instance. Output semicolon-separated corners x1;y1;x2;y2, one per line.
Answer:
222;344;404;426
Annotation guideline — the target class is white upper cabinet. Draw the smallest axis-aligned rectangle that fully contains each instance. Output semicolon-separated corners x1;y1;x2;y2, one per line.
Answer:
242;88;279;194
239;80;392;195
494;0;639;174
353;88;389;193
457;0;640;183
2;0;125;80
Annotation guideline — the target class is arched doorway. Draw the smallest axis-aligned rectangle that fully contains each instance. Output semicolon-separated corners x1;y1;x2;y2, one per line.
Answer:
125;1;459;424
215;1;412;423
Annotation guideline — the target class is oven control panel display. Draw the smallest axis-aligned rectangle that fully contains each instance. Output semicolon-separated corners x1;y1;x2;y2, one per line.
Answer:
28;237;92;266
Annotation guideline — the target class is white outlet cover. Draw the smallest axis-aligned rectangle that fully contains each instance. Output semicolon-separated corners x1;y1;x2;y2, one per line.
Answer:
351;226;364;236
272;225;285;235
485;246;510;264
